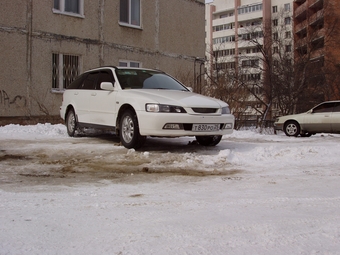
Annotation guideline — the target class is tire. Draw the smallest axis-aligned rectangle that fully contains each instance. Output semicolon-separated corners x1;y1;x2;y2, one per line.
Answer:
284;121;300;137
195;135;222;146
66;109;77;137
119;110;146;149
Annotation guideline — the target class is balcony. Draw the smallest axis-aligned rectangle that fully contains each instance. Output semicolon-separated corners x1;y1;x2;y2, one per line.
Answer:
295;1;308;21
309;9;324;27
294;0;306;3
295;19;307;34
309;0;323;11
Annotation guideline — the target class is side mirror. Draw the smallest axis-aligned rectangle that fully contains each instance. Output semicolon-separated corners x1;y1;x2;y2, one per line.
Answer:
100;82;114;91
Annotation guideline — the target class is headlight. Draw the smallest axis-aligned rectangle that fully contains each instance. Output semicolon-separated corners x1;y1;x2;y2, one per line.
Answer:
145;104;186;113
222;106;230;114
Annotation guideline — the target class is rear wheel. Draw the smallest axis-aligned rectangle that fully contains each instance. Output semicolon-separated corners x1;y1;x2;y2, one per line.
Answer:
119;110;146;149
66;109;77;137
195;135;222;146
284;121;300;137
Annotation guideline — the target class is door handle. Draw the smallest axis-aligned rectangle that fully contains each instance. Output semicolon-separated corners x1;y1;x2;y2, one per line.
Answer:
91;92;97;96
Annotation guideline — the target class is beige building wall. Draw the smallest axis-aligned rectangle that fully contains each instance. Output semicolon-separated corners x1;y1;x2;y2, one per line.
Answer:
0;0;205;123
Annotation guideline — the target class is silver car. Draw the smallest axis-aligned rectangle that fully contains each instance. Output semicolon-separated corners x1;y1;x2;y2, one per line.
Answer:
274;101;340;137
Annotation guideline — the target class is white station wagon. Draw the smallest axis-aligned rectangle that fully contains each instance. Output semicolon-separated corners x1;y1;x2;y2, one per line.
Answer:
60;67;235;149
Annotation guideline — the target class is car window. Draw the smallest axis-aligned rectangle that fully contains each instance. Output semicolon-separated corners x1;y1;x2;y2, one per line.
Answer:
333;102;340;112
82;72;99;90
67;73;86;89
116;69;189;91
96;71;115;90
313;102;334;113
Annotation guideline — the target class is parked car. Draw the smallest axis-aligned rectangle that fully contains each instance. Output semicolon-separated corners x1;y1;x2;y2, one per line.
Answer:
274;101;340;137
60;67;235;149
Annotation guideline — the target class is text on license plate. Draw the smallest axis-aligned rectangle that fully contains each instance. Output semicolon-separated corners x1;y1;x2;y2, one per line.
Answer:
192;124;220;132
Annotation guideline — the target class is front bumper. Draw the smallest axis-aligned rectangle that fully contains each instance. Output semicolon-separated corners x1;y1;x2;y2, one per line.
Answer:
273;123;284;131
137;111;234;136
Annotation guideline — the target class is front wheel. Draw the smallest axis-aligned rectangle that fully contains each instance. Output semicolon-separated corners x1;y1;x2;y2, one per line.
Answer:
195;135;222;146
284;121;300;137
66;109;77;137
119;110;146;149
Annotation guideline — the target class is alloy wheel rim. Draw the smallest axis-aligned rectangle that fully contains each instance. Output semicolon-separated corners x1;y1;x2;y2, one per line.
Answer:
68;113;75;132
122;116;134;143
286;124;297;135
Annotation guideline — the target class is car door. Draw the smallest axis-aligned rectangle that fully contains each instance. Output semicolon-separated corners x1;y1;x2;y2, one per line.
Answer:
303;102;334;133
76;72;98;124
331;102;340;133
89;70;117;127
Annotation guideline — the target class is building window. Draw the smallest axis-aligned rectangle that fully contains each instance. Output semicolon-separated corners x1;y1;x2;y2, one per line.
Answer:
238;4;262;15
119;60;141;67
285;31;291;38
272;6;277;13
53;0;84;17
52;53;80;90
284;3;291;12
273;47;279;54
273;32;278;40
285;17;291;25
273;19;278;26
285;45;292;52
119;0;141;27
242;59;259;68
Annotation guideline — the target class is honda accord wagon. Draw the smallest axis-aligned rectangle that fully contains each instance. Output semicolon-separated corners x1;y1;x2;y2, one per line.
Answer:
60;66;235;149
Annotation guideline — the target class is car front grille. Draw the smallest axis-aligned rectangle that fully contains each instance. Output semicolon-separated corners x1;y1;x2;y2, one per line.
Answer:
191;108;218;113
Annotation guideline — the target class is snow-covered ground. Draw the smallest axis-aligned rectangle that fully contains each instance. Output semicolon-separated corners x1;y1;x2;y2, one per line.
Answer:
1;123;340;254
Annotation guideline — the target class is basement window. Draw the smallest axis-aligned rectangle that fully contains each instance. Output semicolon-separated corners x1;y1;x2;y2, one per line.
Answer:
119;60;141;68
52;53;80;91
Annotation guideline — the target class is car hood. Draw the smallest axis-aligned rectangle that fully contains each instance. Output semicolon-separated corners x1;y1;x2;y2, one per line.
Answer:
122;89;228;108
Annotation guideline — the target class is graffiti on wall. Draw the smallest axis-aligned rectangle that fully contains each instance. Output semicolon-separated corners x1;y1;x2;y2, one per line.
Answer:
0;90;27;109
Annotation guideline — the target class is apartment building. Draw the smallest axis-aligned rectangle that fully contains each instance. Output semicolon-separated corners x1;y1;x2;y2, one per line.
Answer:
0;0;205;125
206;0;293;122
294;0;340;110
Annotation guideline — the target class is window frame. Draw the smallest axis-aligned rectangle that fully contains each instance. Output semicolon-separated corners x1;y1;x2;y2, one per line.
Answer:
273;19;278;26
53;0;84;18
285;17;291;25
284;3;291;12
52;53;81;92
119;60;142;68
119;0;142;29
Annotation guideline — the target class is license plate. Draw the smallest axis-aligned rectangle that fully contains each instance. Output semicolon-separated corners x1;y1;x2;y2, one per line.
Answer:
192;124;219;132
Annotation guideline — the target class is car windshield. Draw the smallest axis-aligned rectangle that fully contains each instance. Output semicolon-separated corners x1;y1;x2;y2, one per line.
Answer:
116;69;189;91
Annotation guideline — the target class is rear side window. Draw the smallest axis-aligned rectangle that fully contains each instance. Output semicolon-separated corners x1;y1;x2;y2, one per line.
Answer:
333;102;340;112
67;73;86;89
82;72;98;90
313;103;335;113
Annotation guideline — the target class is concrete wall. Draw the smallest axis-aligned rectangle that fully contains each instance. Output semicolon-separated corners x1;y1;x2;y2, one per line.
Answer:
0;0;205;123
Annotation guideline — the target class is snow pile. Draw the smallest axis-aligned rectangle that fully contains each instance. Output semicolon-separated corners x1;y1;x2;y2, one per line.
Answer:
0;123;67;139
